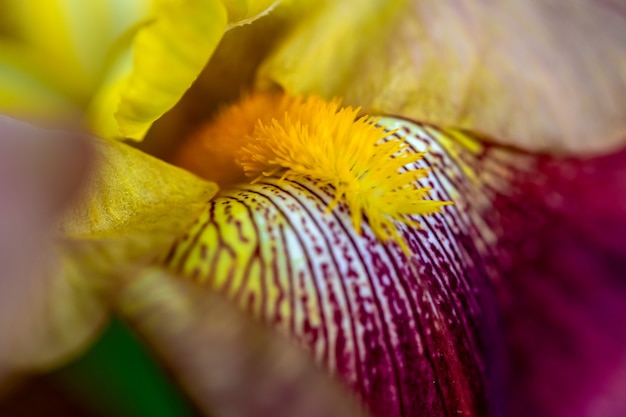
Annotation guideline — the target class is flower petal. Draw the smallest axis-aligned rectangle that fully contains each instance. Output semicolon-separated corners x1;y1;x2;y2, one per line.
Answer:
0;117;197;393
112;0;280;141
164;118;524;416
165;115;626;416
61;137;217;239
140;6;294;159
257;0;626;154
0;117;104;386
117;268;368;417
0;42;79;118
222;0;282;28
112;0;228;140
3;0;151;102
499;147;626;417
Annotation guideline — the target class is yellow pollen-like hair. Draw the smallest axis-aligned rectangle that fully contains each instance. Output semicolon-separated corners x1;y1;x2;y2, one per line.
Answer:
177;93;450;251
235;95;451;250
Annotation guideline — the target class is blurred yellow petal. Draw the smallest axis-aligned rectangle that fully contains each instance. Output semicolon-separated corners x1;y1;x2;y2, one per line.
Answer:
61;137;217;239
257;0;626;155
1;0;281;141
0;234;184;387
0;42;78;118
0;118;196;387
4;0;151;102
258;0;402;97
1;246;107;385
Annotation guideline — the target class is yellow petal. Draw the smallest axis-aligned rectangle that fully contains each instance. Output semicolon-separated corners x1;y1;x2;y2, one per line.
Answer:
0;246;108;381
113;0;283;141
61;138;218;239
87;45;135;139
3;0;151;102
0;235;181;381
113;0;229;140
0;41;78;117
257;0;626;155
257;0;403;98
139;3;293;159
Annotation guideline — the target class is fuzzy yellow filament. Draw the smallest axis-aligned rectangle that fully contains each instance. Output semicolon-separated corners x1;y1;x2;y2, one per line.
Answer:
178;94;451;250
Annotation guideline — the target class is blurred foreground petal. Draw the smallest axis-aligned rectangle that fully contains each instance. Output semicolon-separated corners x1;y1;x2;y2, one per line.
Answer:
0;117;104;389
0;116;208;396
118;268;368;417
258;0;626;154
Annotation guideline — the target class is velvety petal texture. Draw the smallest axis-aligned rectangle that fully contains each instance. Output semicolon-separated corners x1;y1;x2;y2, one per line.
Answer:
165;115;626;416
499;146;626;417
257;0;626;155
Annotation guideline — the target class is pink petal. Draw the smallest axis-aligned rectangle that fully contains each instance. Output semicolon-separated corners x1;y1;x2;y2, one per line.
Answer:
0;116;102;388
499;146;626;417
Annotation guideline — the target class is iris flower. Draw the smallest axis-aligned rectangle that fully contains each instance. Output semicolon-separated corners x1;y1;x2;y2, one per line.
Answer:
0;1;625;417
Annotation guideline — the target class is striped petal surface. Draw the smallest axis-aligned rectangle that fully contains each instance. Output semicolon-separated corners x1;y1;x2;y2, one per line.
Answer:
162;116;626;416
164;118;523;416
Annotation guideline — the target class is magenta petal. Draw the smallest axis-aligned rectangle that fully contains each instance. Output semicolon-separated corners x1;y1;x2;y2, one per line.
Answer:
499;147;626;417
165;119;519;416
165;117;626;417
